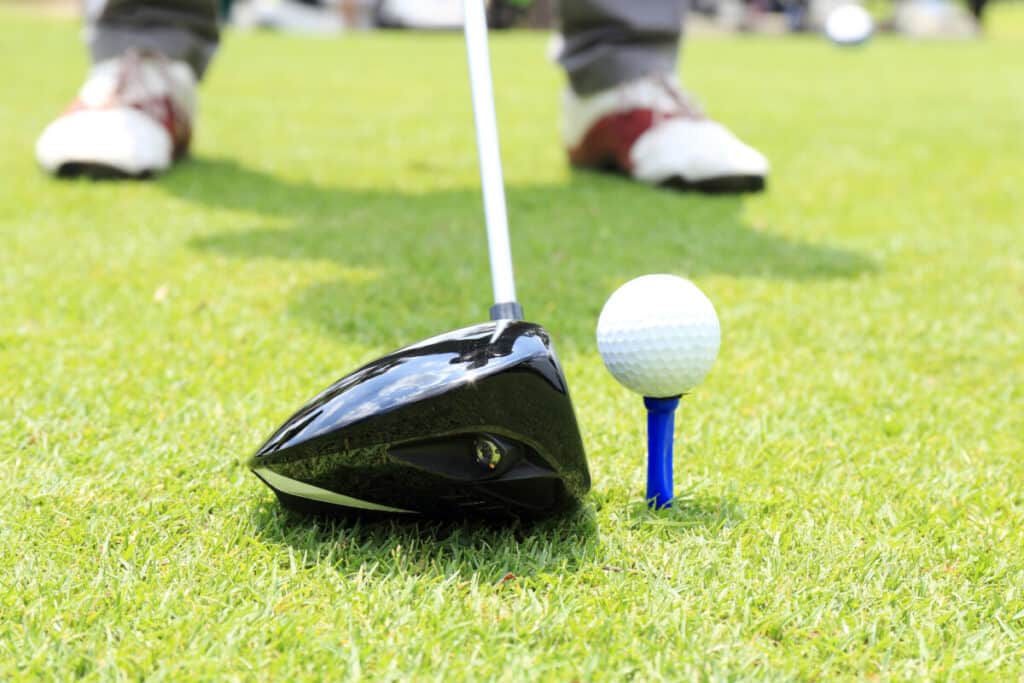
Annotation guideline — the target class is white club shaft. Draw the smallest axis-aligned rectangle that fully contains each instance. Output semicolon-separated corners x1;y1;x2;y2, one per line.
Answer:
463;0;517;307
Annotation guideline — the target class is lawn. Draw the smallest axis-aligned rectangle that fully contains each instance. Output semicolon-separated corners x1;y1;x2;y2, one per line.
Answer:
2;5;1023;680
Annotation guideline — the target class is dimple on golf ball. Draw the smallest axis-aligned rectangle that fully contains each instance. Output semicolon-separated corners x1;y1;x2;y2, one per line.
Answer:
596;274;721;398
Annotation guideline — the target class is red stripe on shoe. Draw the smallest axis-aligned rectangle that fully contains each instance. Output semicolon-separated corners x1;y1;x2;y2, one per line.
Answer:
568;109;659;173
133;95;191;159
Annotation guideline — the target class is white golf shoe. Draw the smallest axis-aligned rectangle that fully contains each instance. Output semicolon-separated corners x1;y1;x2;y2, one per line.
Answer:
36;50;197;178
564;75;769;193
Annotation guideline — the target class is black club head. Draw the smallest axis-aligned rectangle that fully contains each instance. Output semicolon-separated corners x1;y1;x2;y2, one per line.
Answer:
250;321;590;520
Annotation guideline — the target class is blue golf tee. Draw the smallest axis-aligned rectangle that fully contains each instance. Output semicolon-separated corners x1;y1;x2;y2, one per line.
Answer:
644;396;681;509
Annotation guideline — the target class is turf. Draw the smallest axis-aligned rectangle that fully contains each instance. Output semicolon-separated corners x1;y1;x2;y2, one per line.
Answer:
2;6;1023;680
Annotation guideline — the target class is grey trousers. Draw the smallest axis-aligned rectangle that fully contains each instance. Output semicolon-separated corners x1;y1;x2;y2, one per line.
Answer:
88;0;685;95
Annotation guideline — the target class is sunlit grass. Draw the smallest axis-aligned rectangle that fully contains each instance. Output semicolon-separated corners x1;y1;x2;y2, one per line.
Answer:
2;7;1022;680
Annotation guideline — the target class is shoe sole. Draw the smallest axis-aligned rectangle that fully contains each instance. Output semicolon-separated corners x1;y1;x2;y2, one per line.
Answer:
661;174;765;194
573;163;765;195
56;162;154;180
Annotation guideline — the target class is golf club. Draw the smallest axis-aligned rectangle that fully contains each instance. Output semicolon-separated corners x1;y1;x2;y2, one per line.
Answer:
248;0;590;519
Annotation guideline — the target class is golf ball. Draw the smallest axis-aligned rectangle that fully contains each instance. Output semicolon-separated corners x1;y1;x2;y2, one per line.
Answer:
596;274;720;398
825;4;874;46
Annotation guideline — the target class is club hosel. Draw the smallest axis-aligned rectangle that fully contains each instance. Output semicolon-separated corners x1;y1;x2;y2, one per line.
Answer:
490;301;524;321
643;395;682;509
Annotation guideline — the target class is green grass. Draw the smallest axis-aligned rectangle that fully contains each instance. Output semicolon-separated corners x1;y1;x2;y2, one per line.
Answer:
2;7;1023;680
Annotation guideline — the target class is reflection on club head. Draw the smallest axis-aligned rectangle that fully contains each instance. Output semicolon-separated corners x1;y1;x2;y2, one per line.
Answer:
250;321;590;520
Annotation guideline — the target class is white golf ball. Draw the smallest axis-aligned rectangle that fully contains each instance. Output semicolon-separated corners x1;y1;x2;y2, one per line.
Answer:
825;4;874;46
596;274;721;398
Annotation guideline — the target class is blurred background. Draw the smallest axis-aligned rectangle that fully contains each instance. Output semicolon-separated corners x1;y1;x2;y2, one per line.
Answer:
10;0;1014;37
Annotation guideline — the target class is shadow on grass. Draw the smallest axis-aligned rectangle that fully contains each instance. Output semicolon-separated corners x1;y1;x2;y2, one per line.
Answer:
624;490;747;532
162;158;877;349
249;498;602;579
246;490;745;577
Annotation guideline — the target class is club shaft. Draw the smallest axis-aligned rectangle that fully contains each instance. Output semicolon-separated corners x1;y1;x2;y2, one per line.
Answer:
463;0;518;308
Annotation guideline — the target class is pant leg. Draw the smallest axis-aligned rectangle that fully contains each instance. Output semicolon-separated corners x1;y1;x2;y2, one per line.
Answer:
86;0;220;78
558;0;686;95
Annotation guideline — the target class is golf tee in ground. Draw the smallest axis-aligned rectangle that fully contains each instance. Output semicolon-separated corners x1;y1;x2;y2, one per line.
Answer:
644;396;681;509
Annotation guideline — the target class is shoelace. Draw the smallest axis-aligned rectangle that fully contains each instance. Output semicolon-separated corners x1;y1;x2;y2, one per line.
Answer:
654;75;705;119
110;49;191;147
605;74;706;129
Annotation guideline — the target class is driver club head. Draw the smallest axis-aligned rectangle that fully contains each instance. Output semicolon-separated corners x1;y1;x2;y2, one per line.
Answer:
249;321;590;520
